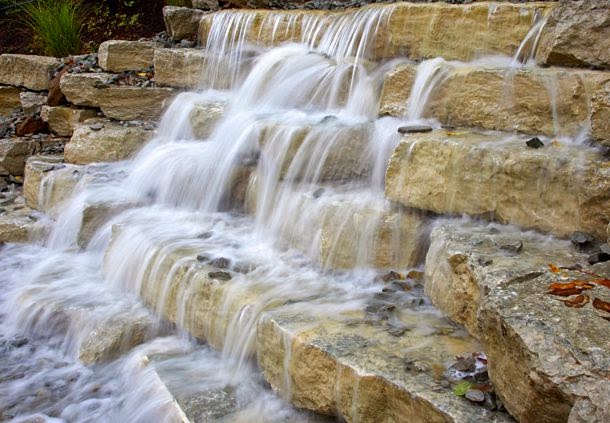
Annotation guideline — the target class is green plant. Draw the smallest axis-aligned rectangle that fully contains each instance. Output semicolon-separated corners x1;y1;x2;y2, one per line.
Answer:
21;0;84;57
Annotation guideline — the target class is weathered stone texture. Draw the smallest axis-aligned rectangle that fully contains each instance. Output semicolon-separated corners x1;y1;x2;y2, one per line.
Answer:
60;73;112;107
0;85;21;117
98;87;177;121
385;130;610;239
41;106;98;137
0;54;60;91
98;40;158;72
536;0;610;70
163;6;206;41
65;121;152;164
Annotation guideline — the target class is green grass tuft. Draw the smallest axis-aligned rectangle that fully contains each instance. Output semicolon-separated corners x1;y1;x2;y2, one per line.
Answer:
21;0;84;57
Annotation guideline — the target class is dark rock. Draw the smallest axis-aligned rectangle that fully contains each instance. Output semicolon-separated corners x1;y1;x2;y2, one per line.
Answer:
570;231;594;249
312;188;325;198
9;337;28;348
48;67;69;106
89;123;104;131
465;389;485;403
499;240;523;254
208;271;232;281
588;251;610;265
197;231;214;239
210;257;230;269
398;125;433;134
196;254;210;262
526;137;544;149
477;257;493;266
320;115;337;124
379;270;403;282
600;244;610;255
15;116;47;136
180;40;196;48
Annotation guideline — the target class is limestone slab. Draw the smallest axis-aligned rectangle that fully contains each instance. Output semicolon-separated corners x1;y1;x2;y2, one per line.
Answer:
103;221;511;422
19;91;47;115
385;130;610;239
0;86;22;117
97;86;177;121
425;222;610;422
0;138;66;176
59;73;112;107
536;0;610;70
189;100;225;139
65;120;153;164
591;81;610;147
41;105;98;137
23;155;67;210
199;3;552;61
0;54;60;91
379;64;610;141
163;6;206;41
98;40;158;72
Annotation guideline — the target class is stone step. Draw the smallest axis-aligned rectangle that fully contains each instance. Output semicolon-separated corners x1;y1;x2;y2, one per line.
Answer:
379;63;610;145
0;197;49;243
98;40;158;73
9;248;159;364
385;129;610;240
245;180;427;270
198;3;550;62
60;72;178;120
163;6;207;41
0;54;60;91
102;210;511;422
65;119;155;165
424;221;610;422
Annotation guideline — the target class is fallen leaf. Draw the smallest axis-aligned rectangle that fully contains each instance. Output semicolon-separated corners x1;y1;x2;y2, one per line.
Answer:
592;298;610;314
548;264;561;273
453;381;472;396
591;279;610;289
561;295;589;308
548;281;595;296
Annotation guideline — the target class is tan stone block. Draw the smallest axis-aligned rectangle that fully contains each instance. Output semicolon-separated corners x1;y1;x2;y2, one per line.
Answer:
59;73;112;107
41;106;98;137
163;6;205;41
97;86;177;121
385;130;610;239
98;40;158;72
0;85;22;117
0;54;60;91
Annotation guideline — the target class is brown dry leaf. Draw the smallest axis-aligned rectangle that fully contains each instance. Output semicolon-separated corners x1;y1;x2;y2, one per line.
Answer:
548;281;595;296
592;298;610;314
561;295;589;308
548;263;561;273
591;279;610;289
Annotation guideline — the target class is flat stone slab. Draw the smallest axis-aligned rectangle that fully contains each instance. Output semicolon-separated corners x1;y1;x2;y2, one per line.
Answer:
246;182;427;270
385;129;610;239
102;211;512;422
0;54;60;91
0;200;46;243
163;6;206;41
98;86;177;121
198;3;551;62
65;120;154;164
425;222;610;422
0;137;66;176
379;63;610;142
98;40;158;72
59;72;113;107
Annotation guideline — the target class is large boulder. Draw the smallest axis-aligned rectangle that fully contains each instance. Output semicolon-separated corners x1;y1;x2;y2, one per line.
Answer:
41;106;98;137
163;6;206;41
0;54;60;91
98;40;158;72
65;120;153;164
385;130;610;239
425;223;610;422
536;0;610;70
0;86;22;117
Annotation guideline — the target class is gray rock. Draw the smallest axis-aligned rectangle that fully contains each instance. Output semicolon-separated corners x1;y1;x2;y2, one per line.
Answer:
398;125;433;134
465;389;485;403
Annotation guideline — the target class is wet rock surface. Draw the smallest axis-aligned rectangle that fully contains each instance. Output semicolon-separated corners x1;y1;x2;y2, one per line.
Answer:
425;222;610;422
385;130;610;239
65;120;153;165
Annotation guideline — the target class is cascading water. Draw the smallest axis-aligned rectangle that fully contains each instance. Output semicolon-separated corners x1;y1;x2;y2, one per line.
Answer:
0;3;570;422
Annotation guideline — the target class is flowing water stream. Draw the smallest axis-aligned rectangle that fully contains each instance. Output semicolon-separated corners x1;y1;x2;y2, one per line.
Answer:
0;3;593;422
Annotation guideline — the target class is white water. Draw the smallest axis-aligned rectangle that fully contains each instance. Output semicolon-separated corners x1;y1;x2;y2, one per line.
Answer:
0;4;575;422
